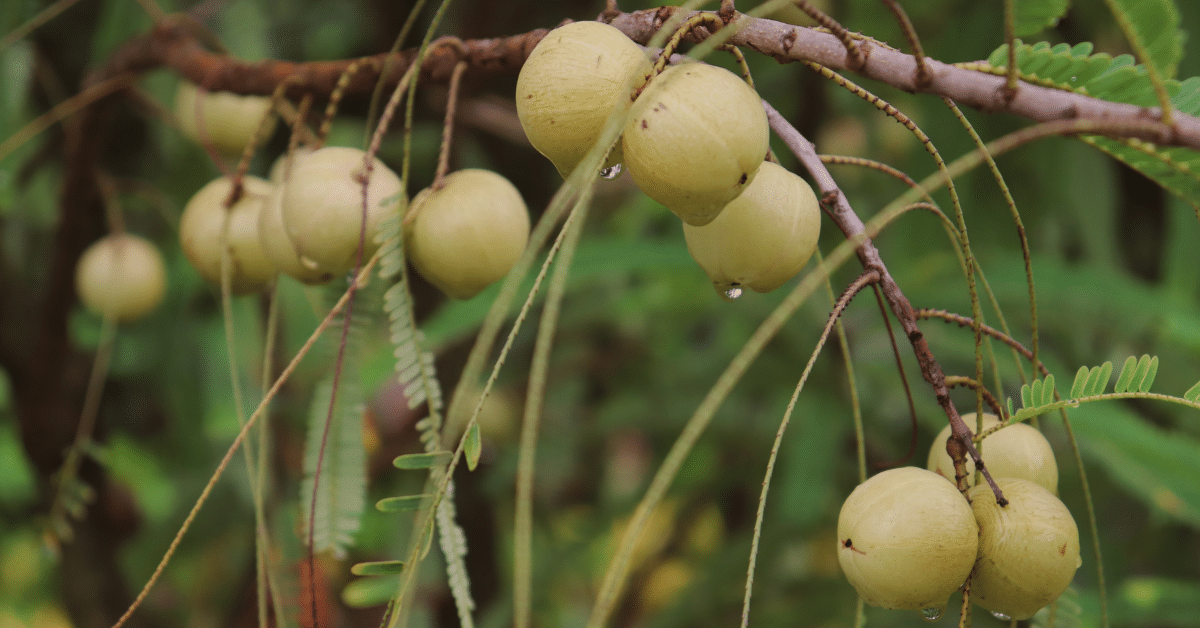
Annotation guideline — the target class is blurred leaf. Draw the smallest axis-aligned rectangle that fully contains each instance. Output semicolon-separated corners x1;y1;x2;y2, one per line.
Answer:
376;495;430;512
393;452;451;470
1071;402;1200;527
1105;0;1185;79
1076;578;1200;626
342;575;399;608
0;418;35;506
1013;0;1070;37
300;376;366;558
350;560;405;576
464;423;482;471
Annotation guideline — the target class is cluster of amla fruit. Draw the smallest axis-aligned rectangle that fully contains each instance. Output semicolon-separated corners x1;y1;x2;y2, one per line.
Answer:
837;413;1080;621
515;21;821;299
171;82;530;300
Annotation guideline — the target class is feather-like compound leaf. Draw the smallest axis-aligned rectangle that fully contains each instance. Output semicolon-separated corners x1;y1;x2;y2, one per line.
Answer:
1013;0;1070;37
1185;381;1200;403
465;423;483;471
393;451;451;469
1071;365;1090;398
376;495;431;512
351;560;406;576
1021;383;1033;409
1139;356;1159;392
1130;354;1152;392
301;377;366;558
1031;379;1044;408
1115;355;1139;393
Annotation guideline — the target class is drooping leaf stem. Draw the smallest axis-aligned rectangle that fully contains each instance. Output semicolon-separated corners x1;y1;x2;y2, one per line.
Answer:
741;269;880;628
762;100;1009;505
881;0;930;86
432;59;469;191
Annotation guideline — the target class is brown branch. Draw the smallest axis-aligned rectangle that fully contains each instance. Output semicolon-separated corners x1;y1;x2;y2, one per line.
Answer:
763;100;1008;505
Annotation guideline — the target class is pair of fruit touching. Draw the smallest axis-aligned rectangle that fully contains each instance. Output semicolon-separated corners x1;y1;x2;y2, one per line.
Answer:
516;21;820;298
177;146;404;292
837;414;1078;621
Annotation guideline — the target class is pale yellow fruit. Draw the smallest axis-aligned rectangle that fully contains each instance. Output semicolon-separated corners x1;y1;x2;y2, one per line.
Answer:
927;412;1058;494
969;479;1081;620
75;233;167;323
268;146;315;184
622;63;769;226
279;146;403;276
405;169;529;299
837;467;978;612
516;21;652;178
180;176;277;295
175;81;276;158
258;185;335;285
682;161;820;297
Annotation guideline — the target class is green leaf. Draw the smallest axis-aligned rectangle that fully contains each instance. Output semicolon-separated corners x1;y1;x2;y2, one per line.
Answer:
1139;355;1160;392
1013;0;1070;37
393;451;451;470
1006;396;1015;418
351;560;405;576
1114;355;1139;393
342;575;399;608
1105;0;1185;79
1041;374;1056;405
1031;379;1044;407
1130;355;1152;392
1071;365;1090;398
1086;362;1114;396
464;423;482;471
1184;381;1200;403
376;495;431;512
1021;382;1033;409
300;376;366;559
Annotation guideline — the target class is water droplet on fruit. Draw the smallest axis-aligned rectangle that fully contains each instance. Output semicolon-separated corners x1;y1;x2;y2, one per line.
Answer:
920;607;943;621
723;286;743;300
600;164;622;179
990;611;1012;621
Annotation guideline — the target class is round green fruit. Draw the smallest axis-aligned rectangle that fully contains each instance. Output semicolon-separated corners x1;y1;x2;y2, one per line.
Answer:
259;184;335;285
180;176;278;295
837;467;979;613
622;63;769;226
405;169;529;299
683;161;820;297
968;479;1081;620
279;146;403;277
75;233;167;323
927;412;1058;494
516;21;652;178
175;80;276;158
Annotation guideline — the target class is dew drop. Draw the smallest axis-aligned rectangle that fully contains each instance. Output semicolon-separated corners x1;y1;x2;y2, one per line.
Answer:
600;164;622;179
724;286;743;300
920;607;943;621
990;611;1012;621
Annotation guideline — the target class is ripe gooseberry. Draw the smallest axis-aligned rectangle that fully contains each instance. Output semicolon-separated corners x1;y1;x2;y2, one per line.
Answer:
516;21;652;178
175;80;276;158
837;467;979;613
968;478;1081;620
180;175;277;295
259;149;334;284
927;412;1058;494
621;62;769;226
682;160;821;298
405;169;529;300
279;146;402;277
75;233;167;323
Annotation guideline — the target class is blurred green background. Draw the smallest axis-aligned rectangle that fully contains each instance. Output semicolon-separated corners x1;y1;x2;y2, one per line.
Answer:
1;0;1198;627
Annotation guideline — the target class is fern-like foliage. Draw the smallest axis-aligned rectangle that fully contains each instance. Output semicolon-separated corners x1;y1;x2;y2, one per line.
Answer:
980;41;1200;210
1105;0;1185;79
300;374;366;559
1010;354;1200;422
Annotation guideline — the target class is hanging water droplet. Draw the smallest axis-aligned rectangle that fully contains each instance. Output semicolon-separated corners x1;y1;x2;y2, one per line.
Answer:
920;607;943;621
724;286;743;300
1070;75;1078;82
600;164;622;179
990;611;1012;621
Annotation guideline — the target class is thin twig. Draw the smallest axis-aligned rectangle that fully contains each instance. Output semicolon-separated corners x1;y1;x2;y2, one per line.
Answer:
880;0;929;86
433;60;470;190
793;0;866;70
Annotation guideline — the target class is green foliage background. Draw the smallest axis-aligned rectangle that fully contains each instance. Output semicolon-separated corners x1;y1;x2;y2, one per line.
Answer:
0;0;1198;627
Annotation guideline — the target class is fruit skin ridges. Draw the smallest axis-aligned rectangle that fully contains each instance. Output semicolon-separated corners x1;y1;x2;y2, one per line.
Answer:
621;63;769;226
836;467;979;612
683;161;821;297
516;21;652;179
405;169;530;300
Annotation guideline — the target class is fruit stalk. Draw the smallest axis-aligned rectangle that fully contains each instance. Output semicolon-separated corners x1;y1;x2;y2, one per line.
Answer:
764;100;1008;505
